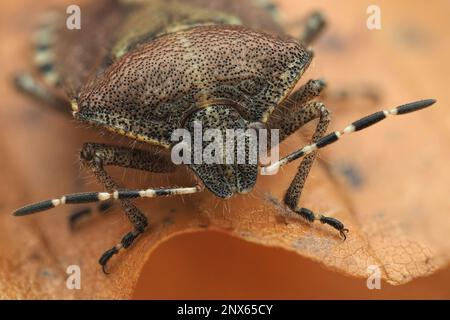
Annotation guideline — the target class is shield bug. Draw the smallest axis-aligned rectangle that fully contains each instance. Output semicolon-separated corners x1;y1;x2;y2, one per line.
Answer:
13;0;436;273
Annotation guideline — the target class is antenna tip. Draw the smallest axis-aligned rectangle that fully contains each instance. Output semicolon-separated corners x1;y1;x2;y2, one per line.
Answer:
12;208;30;216
396;99;437;115
12;199;56;216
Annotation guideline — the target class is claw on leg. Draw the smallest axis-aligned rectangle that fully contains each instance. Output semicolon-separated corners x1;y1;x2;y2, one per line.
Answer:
340;228;350;241
99;247;119;275
98;230;141;274
294;208;349;240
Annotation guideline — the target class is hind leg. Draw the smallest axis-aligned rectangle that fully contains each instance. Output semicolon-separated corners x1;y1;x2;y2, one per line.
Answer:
15;11;72;115
14;73;71;115
300;11;327;46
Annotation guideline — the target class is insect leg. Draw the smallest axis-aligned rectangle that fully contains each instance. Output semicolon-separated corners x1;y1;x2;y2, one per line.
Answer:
300;11;327;46
264;99;436;238
68;207;92;230
66;143;178;230
68;200;115;230
271;101;349;238
268;79;327;141
80;143;179;273
90;183;199;274
94;183;200;273
99;229;141;274
12;143;200;272
282;102;330;210
14;12;71;114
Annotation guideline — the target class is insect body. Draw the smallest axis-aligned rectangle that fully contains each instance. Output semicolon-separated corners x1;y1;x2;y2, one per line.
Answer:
14;0;436;273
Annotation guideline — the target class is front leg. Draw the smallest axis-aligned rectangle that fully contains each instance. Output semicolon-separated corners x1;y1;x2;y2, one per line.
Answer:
80;143;175;227
13;142;202;272
78;143;175;273
284;102;348;239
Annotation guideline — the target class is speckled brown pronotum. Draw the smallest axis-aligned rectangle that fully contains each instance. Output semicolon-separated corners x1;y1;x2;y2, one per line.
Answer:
13;0;436;273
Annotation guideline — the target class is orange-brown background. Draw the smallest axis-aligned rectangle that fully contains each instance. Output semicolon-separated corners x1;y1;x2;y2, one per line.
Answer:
0;0;449;299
